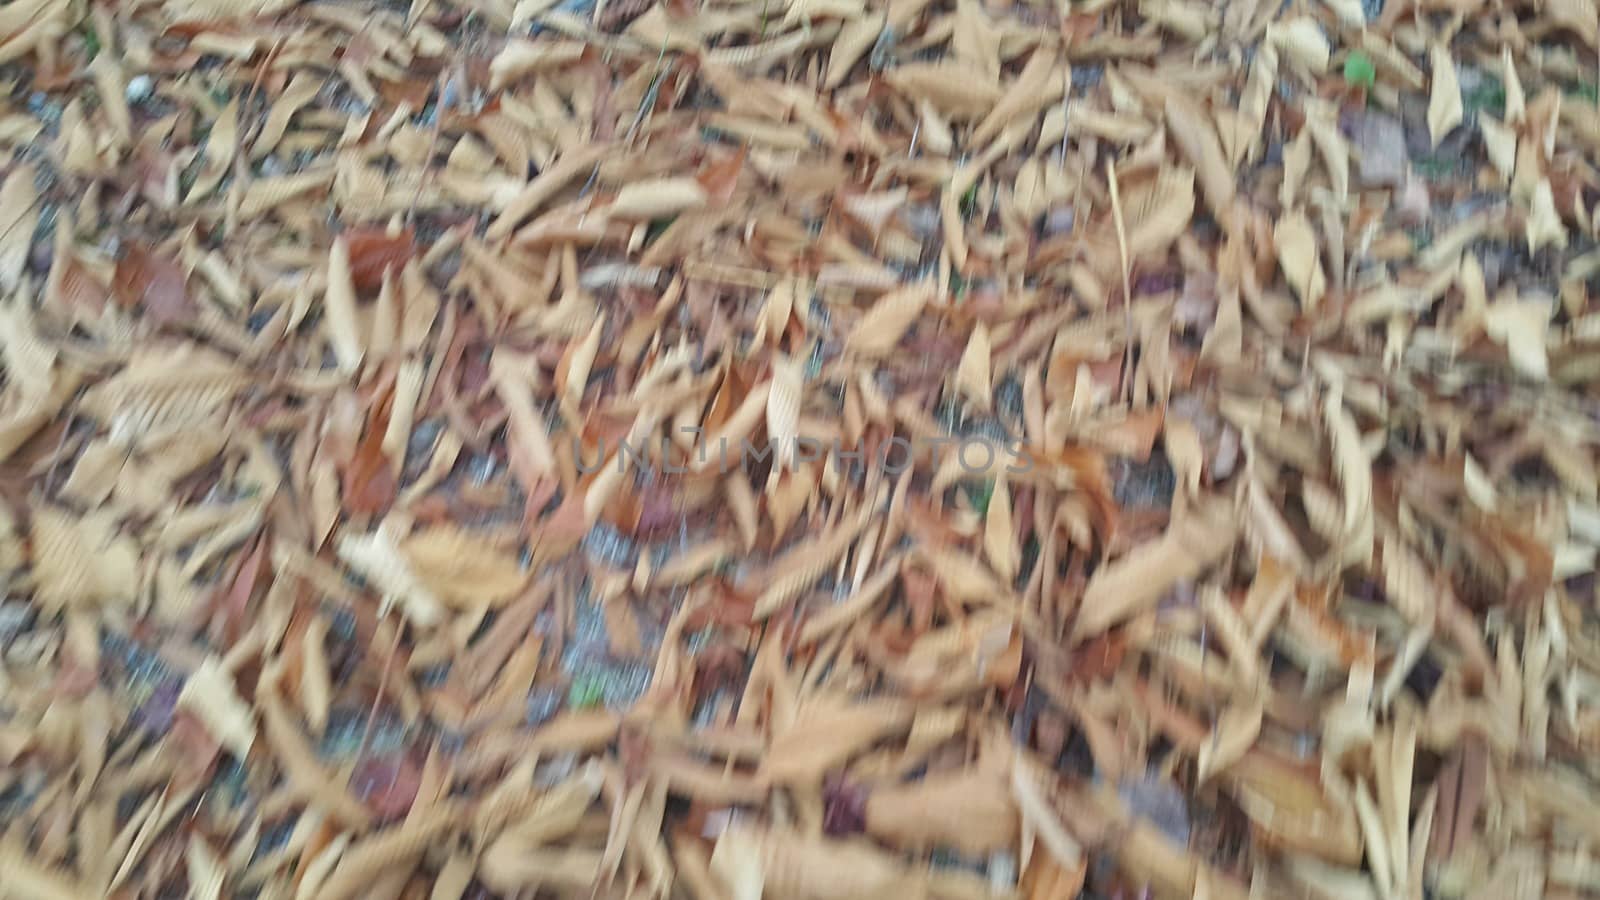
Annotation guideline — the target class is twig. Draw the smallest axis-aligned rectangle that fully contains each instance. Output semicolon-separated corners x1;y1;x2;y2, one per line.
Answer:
1105;158;1134;405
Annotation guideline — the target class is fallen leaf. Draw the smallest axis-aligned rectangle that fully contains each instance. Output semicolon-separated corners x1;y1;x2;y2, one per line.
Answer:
1427;43;1463;148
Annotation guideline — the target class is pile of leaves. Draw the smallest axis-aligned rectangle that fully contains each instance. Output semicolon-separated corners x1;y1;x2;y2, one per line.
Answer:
0;0;1597;896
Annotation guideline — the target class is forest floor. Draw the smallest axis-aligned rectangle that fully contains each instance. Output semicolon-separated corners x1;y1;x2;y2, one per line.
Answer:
0;0;1598;897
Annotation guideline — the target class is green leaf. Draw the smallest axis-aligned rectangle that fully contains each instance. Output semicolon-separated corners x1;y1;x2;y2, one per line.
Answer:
960;182;980;218
645;215;678;243
1343;51;1375;89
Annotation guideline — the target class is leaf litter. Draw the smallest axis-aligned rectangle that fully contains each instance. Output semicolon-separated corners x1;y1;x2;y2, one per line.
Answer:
0;0;1597;898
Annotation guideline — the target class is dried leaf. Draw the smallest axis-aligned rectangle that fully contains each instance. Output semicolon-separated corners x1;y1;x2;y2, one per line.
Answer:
114;243;194;326
844;282;932;357
954;322;991;411
763;699;912;784
1484;294;1551;379
609;178;708;220
1197;694;1264;781
345;226;416;293
864;768;1017;852
401;526;530;607
325;236;365;372
1274;211;1326;310
1073;497;1236;640
1428;43;1463;148
176;656;256;761
1267;18;1330;73
0;163;38;292
336;522;446;626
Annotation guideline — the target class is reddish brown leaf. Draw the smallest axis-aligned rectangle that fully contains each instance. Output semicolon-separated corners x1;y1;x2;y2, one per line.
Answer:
350;753;422;820
114;243;193;325
345;227;416;293
1428;737;1488;863
209;533;270;644
696;146;746;206
341;383;398;517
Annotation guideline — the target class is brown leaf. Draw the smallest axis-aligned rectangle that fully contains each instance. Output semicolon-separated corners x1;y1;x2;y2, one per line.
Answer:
345;226;416;293
114;243;193;325
1427;737;1487;863
341;388;398;518
1072;496;1236;640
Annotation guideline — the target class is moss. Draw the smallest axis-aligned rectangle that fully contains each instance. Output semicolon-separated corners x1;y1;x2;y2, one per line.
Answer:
1463;74;1505;117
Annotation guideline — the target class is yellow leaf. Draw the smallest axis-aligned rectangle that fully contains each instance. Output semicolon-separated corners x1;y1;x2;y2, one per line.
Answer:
1501;47;1526;125
1525;179;1568;253
1427;43;1462;149
1479;115;1516;183
608;177;707;220
922;547;1010;604
865;769;1017;852
336;522;445;627
955;322;992;411
177;656;257;761
558;313;605;419
766;355;804;473
1324;390;1371;538
1125;166;1196;261
324;236;364;373
1198;694;1264;781
1274;211;1326;310
1072;497;1236;640
825;13;885;89
29;507;140;614
844;282;933;357
762;699;912;783
984;474;1018;584
401;526;530;607
0;163;38;292
1484;294;1551;380
1164;93;1235;221
1267;18;1329;73
1164;417;1204;496
489;350;555;481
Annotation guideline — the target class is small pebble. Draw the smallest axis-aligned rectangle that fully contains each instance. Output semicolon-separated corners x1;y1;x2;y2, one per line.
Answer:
126;75;154;103
0;601;32;638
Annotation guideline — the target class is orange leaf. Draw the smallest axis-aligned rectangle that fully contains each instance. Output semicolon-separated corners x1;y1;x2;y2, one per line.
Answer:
696;146;746;206
342;384;398;517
